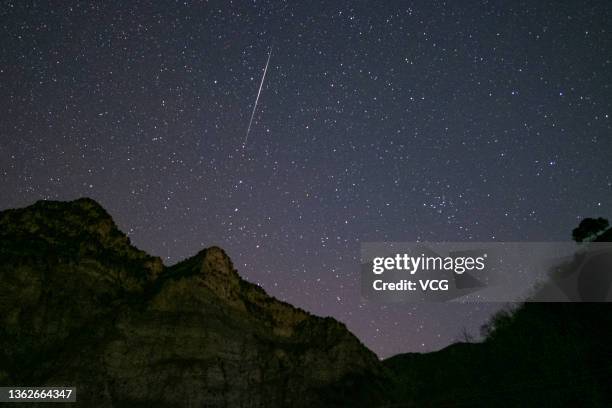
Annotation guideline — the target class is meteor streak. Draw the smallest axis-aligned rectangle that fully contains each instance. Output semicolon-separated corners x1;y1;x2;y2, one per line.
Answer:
242;46;273;148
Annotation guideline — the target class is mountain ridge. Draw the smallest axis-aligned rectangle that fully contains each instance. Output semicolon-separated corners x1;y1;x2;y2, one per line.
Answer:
2;198;611;407
0;198;387;407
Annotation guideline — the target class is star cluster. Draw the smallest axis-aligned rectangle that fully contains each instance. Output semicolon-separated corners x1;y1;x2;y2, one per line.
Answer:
1;1;611;357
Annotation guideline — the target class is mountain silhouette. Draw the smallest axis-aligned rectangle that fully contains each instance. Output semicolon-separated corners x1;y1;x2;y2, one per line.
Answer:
1;198;611;407
383;228;612;407
0;198;386;407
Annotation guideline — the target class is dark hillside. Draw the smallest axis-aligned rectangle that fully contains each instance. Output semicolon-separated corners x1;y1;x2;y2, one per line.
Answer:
0;198;386;407
384;227;612;407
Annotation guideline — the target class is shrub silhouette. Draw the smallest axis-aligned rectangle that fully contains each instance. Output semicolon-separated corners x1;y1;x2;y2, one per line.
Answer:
572;217;609;242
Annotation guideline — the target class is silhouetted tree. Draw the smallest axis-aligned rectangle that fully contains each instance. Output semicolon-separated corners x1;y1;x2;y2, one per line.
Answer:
572;217;609;242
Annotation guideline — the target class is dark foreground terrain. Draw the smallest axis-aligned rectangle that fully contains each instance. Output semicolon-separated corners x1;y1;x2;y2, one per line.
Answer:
1;198;611;407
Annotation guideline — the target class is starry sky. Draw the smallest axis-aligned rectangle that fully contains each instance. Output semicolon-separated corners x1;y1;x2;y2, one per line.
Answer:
1;0;611;358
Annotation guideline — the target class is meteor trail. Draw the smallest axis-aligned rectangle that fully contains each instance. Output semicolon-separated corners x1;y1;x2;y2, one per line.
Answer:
242;46;273;148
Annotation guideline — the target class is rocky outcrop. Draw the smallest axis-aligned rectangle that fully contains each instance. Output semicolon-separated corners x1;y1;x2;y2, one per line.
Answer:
0;198;386;407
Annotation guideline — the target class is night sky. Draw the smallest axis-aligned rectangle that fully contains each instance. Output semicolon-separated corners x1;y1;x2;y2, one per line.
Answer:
1;1;611;358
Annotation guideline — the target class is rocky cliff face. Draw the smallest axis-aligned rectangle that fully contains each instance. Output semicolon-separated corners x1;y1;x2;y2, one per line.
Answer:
0;198;386;407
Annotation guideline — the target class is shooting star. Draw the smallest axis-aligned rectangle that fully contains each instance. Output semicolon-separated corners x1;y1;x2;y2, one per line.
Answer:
242;46;273;148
